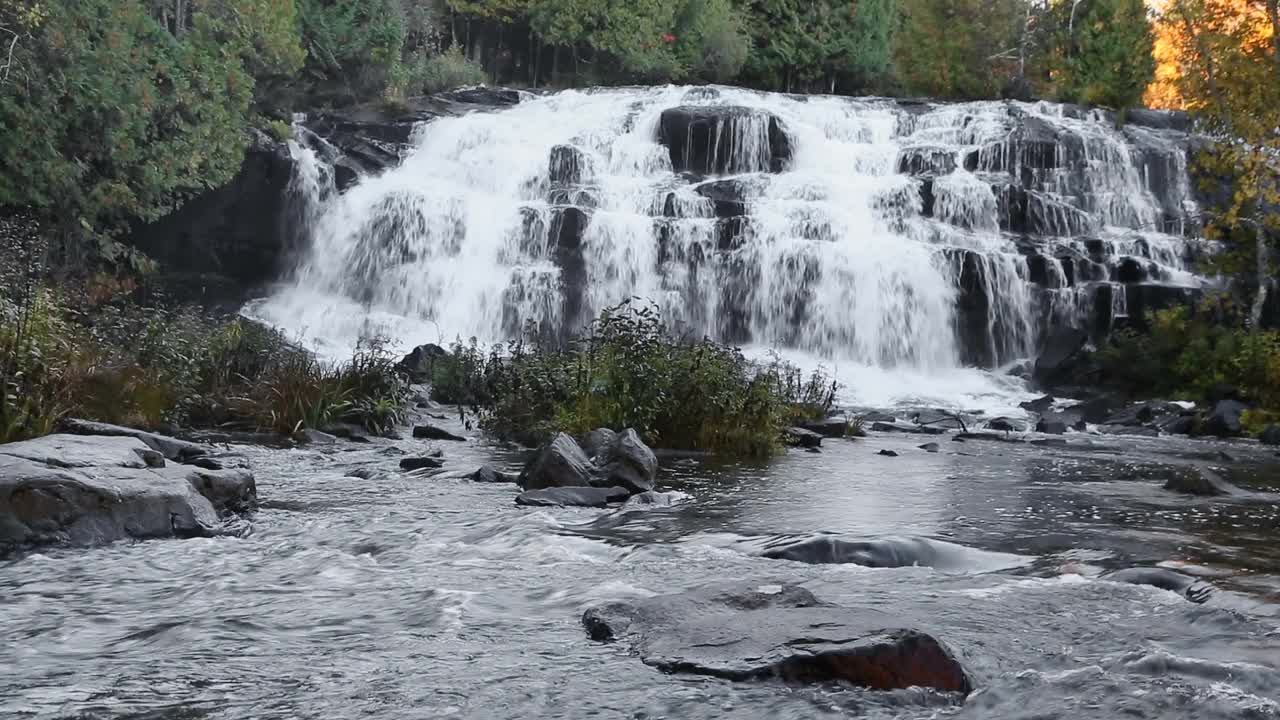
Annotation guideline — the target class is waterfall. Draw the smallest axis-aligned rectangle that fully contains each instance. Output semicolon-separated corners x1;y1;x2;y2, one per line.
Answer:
250;86;1208;410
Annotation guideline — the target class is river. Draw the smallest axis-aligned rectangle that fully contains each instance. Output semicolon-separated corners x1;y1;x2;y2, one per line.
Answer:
4;425;1279;719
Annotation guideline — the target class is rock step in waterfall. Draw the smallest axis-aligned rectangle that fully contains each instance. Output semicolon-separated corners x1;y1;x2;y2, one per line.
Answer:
254;86;1210;395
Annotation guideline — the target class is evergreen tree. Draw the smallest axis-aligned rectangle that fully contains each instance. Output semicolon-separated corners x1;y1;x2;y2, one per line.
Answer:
0;0;303;262
1056;0;1156;112
894;0;1026;99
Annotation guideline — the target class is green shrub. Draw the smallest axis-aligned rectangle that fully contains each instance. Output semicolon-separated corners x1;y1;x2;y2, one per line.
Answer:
0;286;409;441
431;301;836;457
1096;299;1280;436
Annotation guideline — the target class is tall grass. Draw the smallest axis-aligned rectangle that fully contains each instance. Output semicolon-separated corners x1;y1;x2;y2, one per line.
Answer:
431;300;836;456
0;284;409;443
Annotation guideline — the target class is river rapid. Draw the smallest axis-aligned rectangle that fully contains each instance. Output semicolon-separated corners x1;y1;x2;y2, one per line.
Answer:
3;423;1279;720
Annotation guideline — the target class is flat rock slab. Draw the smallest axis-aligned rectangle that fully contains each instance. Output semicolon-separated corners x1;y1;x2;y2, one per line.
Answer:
582;583;971;694
0;434;256;551
515;486;630;508
60;418;208;461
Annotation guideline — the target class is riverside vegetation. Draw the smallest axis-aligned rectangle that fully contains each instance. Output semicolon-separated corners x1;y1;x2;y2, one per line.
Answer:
428;301;837;457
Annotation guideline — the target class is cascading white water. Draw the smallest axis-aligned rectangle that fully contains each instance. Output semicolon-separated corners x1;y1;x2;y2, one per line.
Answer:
251;86;1207;411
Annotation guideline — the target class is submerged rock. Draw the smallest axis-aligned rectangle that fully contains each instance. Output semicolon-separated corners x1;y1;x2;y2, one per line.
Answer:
582;583;971;693
412;424;466;442
469;465;517;484
918;443;940;453
877;449;900;457
1162;465;1237;497
622;491;688;508
0;434;256;551
763;536;947;568
518;433;596;490
400;457;444;471
1101;567;1214;603
784;427;824;448
515;486;630;508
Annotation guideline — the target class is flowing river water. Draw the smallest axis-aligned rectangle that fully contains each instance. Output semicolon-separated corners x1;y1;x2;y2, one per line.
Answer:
3;426;1280;719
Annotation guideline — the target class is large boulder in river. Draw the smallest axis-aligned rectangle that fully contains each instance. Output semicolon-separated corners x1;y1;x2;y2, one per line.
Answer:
659;106;791;176
398;343;447;382
580;428;618;463
582;582;972;693
1260;425;1280;446
597;429;658;494
1202;399;1247;437
0;434;255;551
518;433;596;490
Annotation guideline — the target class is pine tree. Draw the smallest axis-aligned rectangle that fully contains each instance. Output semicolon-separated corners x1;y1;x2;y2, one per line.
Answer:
1057;0;1156;112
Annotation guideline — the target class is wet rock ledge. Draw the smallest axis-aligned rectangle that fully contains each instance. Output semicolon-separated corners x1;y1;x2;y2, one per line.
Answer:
0;424;255;552
583;582;972;693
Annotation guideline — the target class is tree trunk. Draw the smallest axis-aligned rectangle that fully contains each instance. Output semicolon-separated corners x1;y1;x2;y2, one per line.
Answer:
531;35;540;87
572;44;580;86
552;45;560;87
1267;0;1280;82
1251;216;1270;329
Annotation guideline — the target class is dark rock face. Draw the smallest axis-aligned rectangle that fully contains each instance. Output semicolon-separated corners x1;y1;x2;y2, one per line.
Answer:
518;433;596;490
469;465;517;484
0;434;255;551
400;457;444;471
399;344;447;382
129;133;301;290
1202;400;1247;437
659;106;791;176
1034;328;1089;388
1163;465;1237;497
412;424;466;442
515;486;630;508
582;583;972;693
1102;567;1213;603
598;429;658;495
1260;425;1280;446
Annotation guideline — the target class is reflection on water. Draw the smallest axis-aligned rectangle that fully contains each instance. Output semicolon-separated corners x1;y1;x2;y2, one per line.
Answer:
1;431;1278;719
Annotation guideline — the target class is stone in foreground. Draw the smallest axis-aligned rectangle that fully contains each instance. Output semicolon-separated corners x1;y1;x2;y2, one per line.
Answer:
518;433;596;490
582;583;971;694
515;486;630;508
784;427;823;448
597;428;658;494
469;465;517;484
0;434;255;551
